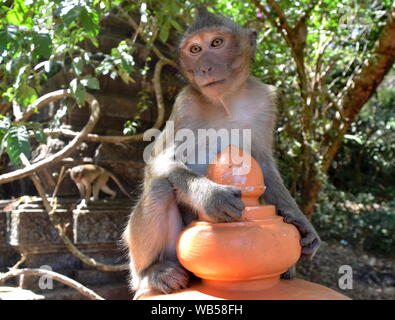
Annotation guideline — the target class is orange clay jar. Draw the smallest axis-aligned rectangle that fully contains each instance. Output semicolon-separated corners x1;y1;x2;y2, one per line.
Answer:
177;145;301;282
143;145;350;300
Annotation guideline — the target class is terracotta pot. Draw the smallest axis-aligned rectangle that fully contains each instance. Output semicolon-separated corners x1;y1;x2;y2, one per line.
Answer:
177;145;301;283
177;217;301;281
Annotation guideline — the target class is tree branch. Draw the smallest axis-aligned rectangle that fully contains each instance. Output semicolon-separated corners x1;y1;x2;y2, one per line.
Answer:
266;0;293;35
323;3;395;173
38;58;172;143
0;90;100;185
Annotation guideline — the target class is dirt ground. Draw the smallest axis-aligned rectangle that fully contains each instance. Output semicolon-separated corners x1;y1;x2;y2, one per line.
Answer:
297;241;395;300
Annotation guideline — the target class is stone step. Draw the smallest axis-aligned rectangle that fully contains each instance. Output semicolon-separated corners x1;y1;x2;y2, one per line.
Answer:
0;286;45;300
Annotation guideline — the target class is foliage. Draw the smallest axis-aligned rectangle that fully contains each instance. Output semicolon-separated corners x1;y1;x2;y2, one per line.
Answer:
330;79;395;199
0;0;190;164
314;183;395;253
0;115;45;166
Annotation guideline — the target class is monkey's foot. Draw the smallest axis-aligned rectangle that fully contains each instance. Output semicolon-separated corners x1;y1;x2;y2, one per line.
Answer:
141;261;189;295
280;265;296;280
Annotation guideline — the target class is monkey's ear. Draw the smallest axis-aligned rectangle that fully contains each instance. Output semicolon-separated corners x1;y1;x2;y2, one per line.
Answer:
196;4;208;15
250;30;258;59
250;30;258;47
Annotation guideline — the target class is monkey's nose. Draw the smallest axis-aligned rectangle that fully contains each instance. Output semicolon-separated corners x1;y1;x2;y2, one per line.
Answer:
201;66;212;74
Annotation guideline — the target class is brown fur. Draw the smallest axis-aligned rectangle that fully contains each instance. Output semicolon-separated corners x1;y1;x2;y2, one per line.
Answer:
70;164;132;202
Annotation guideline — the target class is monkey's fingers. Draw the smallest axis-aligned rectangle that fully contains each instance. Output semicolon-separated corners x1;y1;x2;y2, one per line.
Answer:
281;214;310;236
300;231;319;246
145;262;189;294
222;201;244;220
301;237;321;257
222;186;245;212
224;186;242;199
160;268;189;293
211;210;239;222
277;210;321;257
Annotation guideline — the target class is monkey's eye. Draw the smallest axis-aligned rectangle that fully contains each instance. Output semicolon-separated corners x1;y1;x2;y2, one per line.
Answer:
211;38;223;47
189;45;202;54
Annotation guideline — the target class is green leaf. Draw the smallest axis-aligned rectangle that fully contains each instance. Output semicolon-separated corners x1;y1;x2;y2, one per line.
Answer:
0;116;10;132
72;57;84;75
80;7;99;37
80;77;100;90
6;126;32;166
159;21;170;42
32;32;52;59
0;116;10;151
0;131;8;156
5;0;32;27
0;29;7;54
15;84;37;107
70;79;87;106
6;10;24;25
170;19;183;33
32;127;47;144
61;5;81;27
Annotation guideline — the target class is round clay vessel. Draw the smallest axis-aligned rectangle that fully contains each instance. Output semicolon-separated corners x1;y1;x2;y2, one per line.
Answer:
176;145;301;282
177;218;301;281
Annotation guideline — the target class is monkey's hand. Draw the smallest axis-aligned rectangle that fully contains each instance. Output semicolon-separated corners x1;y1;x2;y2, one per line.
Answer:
279;210;321;258
199;183;245;222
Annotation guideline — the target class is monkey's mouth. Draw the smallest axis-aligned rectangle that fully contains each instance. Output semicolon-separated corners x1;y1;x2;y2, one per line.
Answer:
203;79;225;87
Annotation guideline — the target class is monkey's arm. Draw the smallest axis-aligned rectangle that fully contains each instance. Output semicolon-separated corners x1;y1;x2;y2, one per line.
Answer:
148;151;244;223
260;155;321;257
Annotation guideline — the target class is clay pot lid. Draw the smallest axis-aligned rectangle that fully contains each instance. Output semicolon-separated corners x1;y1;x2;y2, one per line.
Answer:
206;145;266;208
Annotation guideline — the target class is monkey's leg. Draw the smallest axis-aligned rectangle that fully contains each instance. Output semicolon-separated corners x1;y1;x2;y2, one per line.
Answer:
83;181;92;203
92;174;113;201
101;185;117;200
124;178;188;299
76;183;85;199
260;155;321;260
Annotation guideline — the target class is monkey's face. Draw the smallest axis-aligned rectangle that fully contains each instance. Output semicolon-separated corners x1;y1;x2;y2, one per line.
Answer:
179;28;252;99
70;167;83;182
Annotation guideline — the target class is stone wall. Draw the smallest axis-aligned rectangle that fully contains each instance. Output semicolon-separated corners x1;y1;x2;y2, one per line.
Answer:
1;198;133;300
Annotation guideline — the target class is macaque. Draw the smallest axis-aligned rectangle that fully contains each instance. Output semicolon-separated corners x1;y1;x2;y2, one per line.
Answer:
123;7;321;299
70;164;132;202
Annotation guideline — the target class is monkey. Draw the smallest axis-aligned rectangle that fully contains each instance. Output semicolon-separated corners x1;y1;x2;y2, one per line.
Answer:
70;164;133;203
123;7;321;299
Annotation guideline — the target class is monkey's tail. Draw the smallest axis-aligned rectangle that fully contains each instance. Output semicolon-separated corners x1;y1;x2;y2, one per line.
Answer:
109;173;133;200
